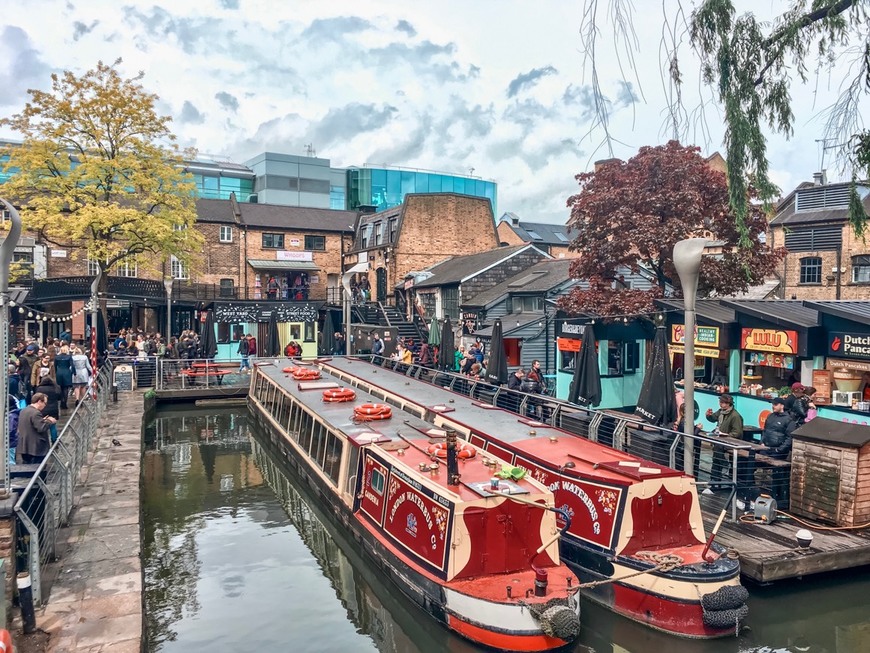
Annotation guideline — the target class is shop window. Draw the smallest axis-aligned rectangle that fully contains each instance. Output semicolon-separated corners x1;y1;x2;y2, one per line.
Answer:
219;226;233;243
219;278;235;297
304;234;325;251
605;341;639;376
217;322;243;343
799;256;822;284
852;255;870;283
304;321;315;342
262;233;284;249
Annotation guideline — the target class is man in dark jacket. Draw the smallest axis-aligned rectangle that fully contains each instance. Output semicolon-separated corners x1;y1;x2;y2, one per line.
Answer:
784;383;808;426
237;335;251;373
761;398;796;459
508;369;525;391
18;393;57;464
18;344;39;402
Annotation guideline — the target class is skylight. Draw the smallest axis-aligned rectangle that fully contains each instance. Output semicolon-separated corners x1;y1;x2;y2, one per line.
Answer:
555;232;569;242
526;230;543;240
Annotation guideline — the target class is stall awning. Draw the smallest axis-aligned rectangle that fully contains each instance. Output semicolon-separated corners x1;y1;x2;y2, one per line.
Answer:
247;259;320;272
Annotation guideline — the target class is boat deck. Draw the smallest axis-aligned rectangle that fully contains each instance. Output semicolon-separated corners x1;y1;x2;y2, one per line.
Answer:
255;362;552;502
319;357;870;584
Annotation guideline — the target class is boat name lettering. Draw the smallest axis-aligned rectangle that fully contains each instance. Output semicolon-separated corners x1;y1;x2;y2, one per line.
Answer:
560;481;600;531
391;466;450;507
363;490;380;506
389;491;434;531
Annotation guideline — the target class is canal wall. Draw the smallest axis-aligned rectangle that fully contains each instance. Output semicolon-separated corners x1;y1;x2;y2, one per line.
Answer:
29;391;145;652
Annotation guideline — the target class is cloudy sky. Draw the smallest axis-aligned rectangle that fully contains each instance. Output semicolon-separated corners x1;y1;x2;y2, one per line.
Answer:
1;0;866;222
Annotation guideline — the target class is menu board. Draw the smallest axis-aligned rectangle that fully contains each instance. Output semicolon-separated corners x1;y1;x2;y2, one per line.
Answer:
812;369;832;405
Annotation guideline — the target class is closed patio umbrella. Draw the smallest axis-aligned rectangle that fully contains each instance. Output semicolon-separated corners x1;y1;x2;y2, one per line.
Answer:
568;327;601;407
263;310;281;357
485;318;508;386
437;318;454;371
428;317;441;346
634;326;677;426
200;310;218;360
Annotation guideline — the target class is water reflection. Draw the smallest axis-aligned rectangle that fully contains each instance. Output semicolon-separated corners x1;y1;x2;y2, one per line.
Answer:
143;407;870;653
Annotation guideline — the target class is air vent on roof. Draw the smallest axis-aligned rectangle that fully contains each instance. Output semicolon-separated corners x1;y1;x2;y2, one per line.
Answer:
526;230;543;240
784;226;842;252
795;185;849;212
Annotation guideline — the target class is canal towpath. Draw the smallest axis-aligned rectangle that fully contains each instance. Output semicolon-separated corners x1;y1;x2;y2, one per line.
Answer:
14;391;145;652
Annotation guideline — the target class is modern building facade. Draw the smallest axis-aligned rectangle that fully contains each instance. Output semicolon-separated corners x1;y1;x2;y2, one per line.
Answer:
346;166;496;215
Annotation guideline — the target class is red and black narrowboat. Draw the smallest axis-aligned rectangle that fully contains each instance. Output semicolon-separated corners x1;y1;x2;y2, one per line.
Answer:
314;357;749;639
248;362;582;651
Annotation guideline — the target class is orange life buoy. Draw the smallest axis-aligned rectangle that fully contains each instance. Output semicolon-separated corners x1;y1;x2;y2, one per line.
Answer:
353;403;392;420
323;388;356;402
283;366;301;374
0;629;12;653
426;442;476;459
293;368;321;381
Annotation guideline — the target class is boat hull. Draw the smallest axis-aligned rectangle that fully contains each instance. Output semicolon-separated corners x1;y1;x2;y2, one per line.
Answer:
250;403;578;651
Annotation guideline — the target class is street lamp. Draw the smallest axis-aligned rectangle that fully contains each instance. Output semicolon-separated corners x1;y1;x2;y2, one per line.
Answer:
164;278;173;339
0;198;22;498
90;269;102;376
673;237;707;476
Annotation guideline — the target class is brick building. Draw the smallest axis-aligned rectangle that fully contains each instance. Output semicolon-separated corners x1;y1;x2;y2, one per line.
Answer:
768;177;870;300
343;193;499;312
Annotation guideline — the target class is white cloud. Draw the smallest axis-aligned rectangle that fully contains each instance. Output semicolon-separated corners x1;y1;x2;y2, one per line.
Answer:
1;0;867;223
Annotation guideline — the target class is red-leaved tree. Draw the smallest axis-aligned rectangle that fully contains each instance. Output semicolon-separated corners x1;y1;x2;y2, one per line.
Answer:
559;141;784;318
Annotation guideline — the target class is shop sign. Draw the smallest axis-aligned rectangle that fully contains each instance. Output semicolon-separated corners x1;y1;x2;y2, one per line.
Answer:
827;357;870;373
50;249;68;258
276;250;313;262
668;343;720;358
289;238;300;247
828;332;870;359
462;312;478;321
560;322;585;337
671;324;720;348
741;328;798;354
557;337;582;352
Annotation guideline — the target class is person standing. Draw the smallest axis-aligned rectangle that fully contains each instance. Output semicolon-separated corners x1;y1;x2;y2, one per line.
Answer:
18;344;39;403
237;335;251;373
784;383;808;426
333;332;346;356
36;369;62;443
371;332;384;357
54;345;73;410
18;393;57;464
70;346;92;406
704;394;744;491
761;398;795;459
266;276;279;300
8;394;20;466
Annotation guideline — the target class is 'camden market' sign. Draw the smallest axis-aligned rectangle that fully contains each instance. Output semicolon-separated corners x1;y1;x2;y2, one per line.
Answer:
828;332;870;359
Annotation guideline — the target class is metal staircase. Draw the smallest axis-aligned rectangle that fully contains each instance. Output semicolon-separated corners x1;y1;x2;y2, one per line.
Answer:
381;303;424;344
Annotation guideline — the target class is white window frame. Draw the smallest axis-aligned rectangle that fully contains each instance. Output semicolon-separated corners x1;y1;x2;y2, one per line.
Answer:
219;225;233;243
170;255;189;280
87;258;101;276
114;257;138;278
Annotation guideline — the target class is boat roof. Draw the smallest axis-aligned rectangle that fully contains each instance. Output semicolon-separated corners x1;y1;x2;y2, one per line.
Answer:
254;362;553;502
318;358;682;486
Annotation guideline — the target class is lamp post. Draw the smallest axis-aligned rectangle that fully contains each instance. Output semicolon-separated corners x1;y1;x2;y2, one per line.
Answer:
673;237;707;476
0;198;22;497
164;278;173;340
90;268;102;378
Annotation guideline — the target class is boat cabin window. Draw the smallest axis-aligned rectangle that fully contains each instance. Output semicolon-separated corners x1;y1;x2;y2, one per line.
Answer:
323;432;343;484
288;403;301;439
370;467;385;495
298;410;314;452
311;421;328;467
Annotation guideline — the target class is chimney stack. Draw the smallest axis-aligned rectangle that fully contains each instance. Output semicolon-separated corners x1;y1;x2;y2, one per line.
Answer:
594;158;621;172
812;170;828;186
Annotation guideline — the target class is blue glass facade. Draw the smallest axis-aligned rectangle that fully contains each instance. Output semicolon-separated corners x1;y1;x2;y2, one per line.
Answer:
193;174;254;202
347;168;496;214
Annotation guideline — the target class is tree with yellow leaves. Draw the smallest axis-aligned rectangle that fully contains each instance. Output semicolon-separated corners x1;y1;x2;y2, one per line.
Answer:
1;59;201;299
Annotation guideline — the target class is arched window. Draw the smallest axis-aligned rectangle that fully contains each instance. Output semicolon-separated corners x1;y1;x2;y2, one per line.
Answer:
799;257;822;284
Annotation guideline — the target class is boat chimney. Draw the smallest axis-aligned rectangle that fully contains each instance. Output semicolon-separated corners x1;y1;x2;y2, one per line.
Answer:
445;428;460;486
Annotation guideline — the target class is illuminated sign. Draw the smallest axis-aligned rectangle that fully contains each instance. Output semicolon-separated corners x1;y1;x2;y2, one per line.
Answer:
828;332;870;359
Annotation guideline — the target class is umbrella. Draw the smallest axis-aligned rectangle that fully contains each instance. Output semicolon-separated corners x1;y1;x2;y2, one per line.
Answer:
200;310;218;360
568;327;601;407
437;318;454;371
321;309;338;356
428;317;441;346
263;310;281;357
485;318;508;385
634;326;677;426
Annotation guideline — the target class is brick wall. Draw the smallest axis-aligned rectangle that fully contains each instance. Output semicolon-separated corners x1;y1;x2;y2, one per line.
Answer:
0;515;12;621
770;224;870;300
496;222;525;247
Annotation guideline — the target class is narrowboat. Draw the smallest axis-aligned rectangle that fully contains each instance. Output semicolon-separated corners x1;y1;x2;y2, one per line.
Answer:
248;362;582;651
314;357;750;639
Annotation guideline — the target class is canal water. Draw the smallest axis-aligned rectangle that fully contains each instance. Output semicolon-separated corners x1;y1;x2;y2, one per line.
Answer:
143;406;870;653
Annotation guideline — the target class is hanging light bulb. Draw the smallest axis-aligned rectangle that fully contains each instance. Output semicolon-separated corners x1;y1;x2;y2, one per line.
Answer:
18;307;24;314
9;300;15;307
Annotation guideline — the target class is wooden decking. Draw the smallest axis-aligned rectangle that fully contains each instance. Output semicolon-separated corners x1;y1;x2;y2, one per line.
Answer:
701;500;870;583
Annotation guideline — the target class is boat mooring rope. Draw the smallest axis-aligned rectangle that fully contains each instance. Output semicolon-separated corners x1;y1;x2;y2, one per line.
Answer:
568;551;684;593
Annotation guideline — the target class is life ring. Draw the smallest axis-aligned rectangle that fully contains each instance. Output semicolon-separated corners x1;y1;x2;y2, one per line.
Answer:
283;366;301;374
0;629;12;652
323;388;356;402
293;368;321;381
353;403;392;420
426;442;476;459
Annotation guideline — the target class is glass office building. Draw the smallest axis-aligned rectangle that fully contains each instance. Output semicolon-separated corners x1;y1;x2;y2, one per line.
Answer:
346;167;496;215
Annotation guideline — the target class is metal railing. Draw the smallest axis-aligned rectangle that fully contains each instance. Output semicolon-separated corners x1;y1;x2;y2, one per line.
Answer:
153;357;254;391
366;356;760;520
14;359;114;605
